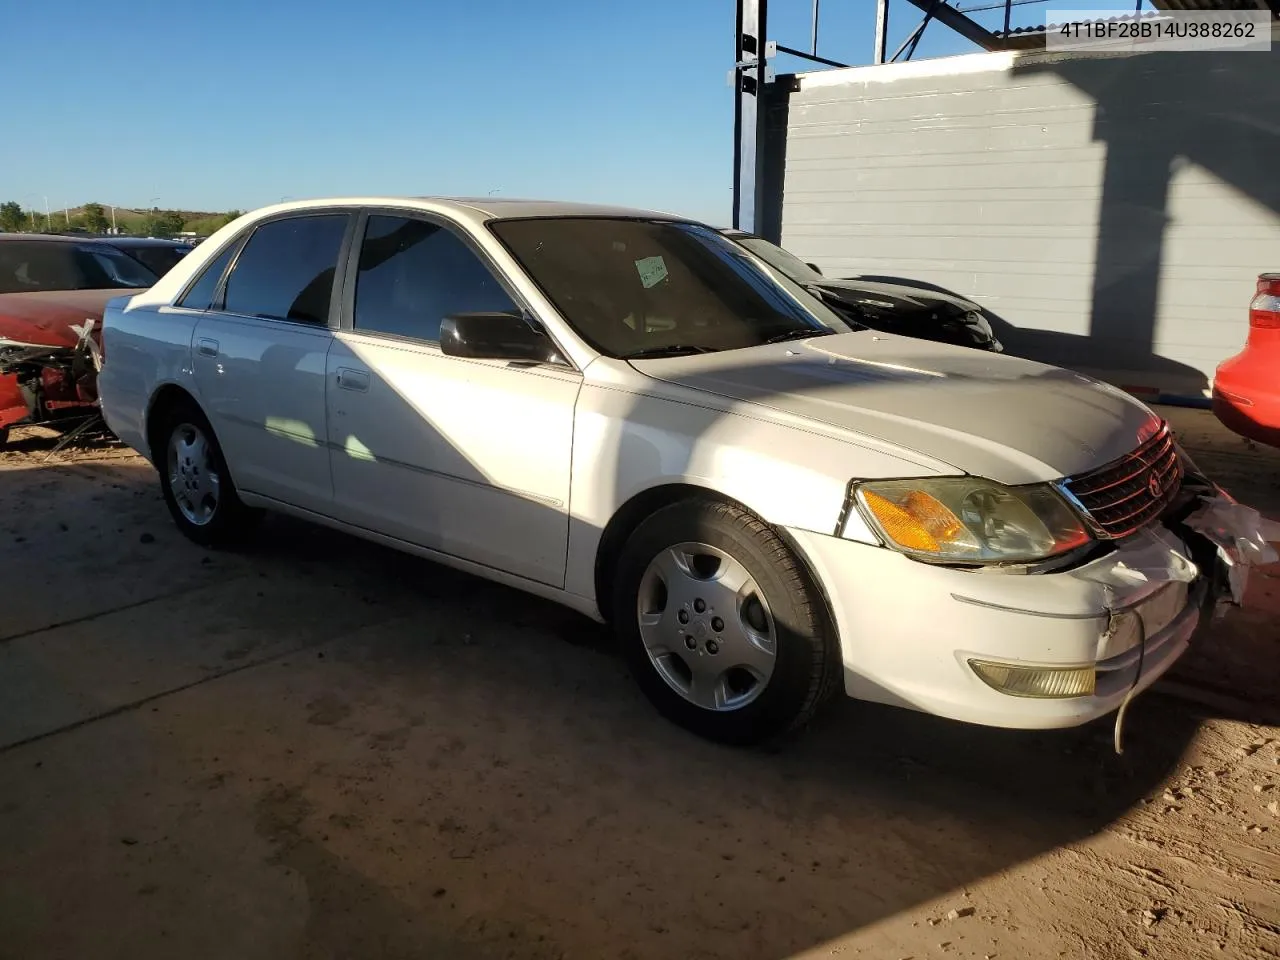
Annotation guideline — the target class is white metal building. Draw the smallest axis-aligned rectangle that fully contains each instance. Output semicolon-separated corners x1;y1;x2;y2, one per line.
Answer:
732;2;1280;403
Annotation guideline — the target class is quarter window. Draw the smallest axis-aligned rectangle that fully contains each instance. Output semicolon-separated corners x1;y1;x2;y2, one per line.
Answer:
222;215;349;324
178;242;238;310
353;215;517;342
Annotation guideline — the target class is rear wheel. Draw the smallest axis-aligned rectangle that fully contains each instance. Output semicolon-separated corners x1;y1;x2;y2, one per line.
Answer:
154;402;260;547
613;498;838;745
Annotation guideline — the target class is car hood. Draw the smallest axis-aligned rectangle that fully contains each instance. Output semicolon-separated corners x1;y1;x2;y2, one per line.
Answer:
0;288;143;348
813;277;981;314
632;332;1162;485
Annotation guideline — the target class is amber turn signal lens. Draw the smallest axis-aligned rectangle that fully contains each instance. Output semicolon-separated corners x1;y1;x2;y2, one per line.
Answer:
859;489;966;553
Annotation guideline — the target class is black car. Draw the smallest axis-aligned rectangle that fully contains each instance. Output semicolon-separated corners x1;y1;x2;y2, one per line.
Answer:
722;229;1002;352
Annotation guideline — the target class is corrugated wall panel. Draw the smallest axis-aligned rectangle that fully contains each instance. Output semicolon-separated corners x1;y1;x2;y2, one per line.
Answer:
779;49;1280;400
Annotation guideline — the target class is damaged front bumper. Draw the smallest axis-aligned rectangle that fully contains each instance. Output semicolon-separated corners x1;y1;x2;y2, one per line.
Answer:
0;326;102;432
786;478;1274;731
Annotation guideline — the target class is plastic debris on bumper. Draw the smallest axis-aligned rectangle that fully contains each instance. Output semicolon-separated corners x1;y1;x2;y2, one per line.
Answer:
1182;493;1280;608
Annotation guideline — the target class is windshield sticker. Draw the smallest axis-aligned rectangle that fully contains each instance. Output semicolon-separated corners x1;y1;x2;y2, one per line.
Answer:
634;256;668;289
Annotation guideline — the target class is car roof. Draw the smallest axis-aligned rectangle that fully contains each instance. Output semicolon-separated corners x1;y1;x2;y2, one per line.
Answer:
0;233;195;248
437;197;685;220
232;196;695;227
103;237;192;247
0;233;91;243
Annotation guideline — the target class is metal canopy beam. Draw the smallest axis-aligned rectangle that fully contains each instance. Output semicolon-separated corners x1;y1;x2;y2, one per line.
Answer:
732;0;1017;234
873;0;890;63
900;0;1007;49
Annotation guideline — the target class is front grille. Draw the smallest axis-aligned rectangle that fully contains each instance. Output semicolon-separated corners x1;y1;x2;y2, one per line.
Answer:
1060;426;1183;539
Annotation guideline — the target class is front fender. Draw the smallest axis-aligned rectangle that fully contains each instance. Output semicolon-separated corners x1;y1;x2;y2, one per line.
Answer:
562;382;956;602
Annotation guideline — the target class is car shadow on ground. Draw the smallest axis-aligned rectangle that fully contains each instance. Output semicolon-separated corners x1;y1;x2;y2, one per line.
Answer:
4;454;1275;959
7;390;1278;958
209;511;1224;953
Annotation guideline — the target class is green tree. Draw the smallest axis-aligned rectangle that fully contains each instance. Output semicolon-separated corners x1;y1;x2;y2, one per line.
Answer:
83;202;110;234
155;210;185;238
139;208;186;238
0;201;25;232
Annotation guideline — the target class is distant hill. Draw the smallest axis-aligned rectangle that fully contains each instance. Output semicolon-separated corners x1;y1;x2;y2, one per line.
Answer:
12;203;240;237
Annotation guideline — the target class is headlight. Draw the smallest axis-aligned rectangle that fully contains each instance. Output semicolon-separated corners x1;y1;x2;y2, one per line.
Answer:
850;477;1091;564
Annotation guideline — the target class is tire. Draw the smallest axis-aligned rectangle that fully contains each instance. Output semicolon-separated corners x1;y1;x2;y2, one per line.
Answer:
154;400;260;548
613;497;839;746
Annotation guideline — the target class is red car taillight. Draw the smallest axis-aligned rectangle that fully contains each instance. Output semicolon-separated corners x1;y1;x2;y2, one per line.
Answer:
1250;273;1280;330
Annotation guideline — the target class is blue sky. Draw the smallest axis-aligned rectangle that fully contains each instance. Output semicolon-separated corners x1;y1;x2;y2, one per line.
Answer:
4;0;1082;224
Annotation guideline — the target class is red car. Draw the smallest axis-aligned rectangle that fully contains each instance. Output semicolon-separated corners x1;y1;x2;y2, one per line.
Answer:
1213;273;1280;448
0;235;156;446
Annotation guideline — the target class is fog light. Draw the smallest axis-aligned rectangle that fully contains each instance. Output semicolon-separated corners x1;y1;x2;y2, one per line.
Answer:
968;659;1096;698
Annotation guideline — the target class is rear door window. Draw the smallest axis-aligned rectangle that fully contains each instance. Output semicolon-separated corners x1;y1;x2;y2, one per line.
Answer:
222;215;350;324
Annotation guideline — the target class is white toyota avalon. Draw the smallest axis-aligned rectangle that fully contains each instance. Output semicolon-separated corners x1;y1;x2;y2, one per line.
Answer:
97;197;1220;745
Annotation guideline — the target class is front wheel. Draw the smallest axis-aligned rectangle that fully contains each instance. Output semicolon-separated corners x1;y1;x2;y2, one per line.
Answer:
613;498;839;745
155;402;260;548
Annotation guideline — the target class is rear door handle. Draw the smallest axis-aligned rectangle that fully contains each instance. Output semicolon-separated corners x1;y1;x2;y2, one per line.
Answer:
197;338;219;357
336;367;370;392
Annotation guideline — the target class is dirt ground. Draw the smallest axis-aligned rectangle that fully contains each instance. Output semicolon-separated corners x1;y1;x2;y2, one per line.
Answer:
1;407;1277;960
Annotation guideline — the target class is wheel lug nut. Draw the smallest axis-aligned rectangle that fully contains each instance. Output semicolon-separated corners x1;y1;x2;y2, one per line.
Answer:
684;636;696;650
694;599;706;614
677;609;689;625
711;617;724;632
706;640;719;655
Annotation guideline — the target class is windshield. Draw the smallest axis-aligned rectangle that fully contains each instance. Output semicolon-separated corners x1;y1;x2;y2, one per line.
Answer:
0;241;158;294
489;218;853;359
734;235;826;285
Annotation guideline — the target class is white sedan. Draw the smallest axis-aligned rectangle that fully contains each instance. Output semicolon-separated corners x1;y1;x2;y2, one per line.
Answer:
98;197;1215;745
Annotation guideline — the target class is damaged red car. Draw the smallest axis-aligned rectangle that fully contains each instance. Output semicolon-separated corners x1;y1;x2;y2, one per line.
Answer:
0;234;158;445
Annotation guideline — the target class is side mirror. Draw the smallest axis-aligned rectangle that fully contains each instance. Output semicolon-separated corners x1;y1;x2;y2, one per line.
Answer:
805;262;823;276
440;312;565;365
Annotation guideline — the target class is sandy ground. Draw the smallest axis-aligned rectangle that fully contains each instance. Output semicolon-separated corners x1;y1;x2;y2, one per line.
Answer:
0;407;1277;960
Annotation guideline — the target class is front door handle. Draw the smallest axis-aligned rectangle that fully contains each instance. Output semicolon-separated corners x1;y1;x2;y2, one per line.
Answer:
197;338;219;358
336;367;370;392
